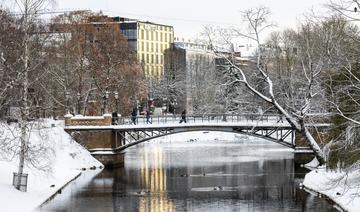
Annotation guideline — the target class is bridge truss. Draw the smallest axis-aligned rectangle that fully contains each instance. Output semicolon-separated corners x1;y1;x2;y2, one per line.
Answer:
110;125;295;153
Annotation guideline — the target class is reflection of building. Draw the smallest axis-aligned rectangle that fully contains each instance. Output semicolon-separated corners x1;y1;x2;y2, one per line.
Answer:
138;147;175;212
164;40;216;114
117;17;174;78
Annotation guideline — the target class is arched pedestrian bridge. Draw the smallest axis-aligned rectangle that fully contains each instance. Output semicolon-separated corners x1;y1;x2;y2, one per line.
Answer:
64;113;330;167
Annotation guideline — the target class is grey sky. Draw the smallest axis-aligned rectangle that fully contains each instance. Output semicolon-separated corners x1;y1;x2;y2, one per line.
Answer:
56;0;329;39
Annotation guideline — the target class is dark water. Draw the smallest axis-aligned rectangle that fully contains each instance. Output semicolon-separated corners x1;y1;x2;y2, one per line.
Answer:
38;134;338;212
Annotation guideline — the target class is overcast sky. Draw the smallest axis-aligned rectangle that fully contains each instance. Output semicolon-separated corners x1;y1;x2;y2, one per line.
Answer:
56;0;329;39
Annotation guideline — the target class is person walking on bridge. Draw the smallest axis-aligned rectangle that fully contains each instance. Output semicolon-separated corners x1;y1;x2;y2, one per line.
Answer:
131;108;137;125
146;109;152;124
179;109;187;123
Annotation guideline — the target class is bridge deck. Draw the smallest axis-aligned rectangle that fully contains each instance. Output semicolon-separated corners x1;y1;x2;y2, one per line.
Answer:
65;122;330;130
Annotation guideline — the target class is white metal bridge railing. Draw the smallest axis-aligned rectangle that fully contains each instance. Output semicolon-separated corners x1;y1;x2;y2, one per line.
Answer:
118;113;286;125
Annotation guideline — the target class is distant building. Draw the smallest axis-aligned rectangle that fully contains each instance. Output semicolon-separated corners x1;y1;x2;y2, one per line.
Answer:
214;51;259;113
49;14;174;79
164;40;216;114
118;18;174;78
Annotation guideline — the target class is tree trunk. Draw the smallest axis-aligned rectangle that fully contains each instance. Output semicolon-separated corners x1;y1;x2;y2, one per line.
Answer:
300;120;326;165
16;1;30;190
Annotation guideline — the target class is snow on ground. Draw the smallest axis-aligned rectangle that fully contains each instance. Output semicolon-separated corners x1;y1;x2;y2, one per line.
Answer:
303;167;360;212
0;119;102;212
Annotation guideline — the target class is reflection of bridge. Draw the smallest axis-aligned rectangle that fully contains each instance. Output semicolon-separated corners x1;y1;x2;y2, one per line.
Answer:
64;114;330;167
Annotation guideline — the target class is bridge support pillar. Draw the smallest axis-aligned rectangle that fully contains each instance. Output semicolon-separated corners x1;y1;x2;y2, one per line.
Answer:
65;129;125;167
294;150;315;166
92;152;125;168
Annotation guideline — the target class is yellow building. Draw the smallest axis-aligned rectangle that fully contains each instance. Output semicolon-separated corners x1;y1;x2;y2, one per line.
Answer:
120;19;174;78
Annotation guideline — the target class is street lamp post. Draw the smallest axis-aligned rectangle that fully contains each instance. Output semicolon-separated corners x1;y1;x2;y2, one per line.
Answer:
104;91;110;114
136;99;140;115
76;93;81;115
65;91;70;115
114;92;119;113
162;97;167;114
173;98;177;115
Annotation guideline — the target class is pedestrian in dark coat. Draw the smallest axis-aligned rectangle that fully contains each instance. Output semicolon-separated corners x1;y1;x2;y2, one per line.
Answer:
179;109;187;123
112;112;118;125
146;110;152;124
131;108;137;125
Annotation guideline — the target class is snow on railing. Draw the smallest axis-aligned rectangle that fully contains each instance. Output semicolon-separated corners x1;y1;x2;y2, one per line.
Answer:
118;113;286;125
65;114;112;126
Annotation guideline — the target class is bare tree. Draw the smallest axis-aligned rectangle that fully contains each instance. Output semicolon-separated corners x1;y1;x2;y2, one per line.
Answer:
203;7;352;165
0;9;21;116
327;0;360;21
46;12;146;116
322;17;360;169
6;0;55;190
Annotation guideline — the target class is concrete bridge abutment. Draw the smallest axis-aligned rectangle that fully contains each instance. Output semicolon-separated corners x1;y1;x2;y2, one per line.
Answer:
65;114;124;167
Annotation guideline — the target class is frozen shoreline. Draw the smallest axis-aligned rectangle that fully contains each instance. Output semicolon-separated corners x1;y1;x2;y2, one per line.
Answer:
303;167;360;212
0;119;102;212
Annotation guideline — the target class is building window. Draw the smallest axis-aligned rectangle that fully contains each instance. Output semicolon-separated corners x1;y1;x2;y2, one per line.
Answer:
141;42;144;51
160;33;163;42
151;31;153;40
146;54;149;63
151;43;154;52
156;32;158;41
141;30;144;39
146;31;149;40
165;33;167;42
151;55;154;63
146;42;149;52
156;43;158;52
121;29;137;39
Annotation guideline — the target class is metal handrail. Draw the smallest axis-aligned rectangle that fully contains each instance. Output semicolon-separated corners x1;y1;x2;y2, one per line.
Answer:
118;113;286;125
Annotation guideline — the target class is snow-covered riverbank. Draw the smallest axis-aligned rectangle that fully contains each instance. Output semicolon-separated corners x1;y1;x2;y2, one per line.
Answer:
303;167;360;212
0;119;102;212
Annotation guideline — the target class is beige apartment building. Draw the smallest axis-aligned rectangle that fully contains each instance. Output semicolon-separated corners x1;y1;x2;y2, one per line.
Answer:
119;19;174;78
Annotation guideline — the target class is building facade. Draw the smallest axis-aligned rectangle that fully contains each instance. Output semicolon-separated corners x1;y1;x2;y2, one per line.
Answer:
164;41;216;114
119;19;174;78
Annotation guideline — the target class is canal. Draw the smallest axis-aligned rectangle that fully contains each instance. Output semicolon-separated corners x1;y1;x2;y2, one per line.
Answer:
38;132;338;212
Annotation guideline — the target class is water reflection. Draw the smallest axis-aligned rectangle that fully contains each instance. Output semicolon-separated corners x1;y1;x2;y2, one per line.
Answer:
137;147;174;212
38;137;338;212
